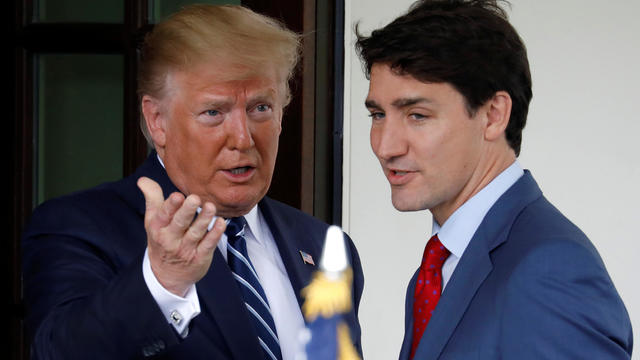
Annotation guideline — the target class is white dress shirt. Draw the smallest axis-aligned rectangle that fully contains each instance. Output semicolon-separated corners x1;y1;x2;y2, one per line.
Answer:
434;161;524;290
142;156;305;359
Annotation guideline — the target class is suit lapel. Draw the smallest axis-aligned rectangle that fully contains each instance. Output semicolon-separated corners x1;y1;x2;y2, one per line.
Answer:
258;198;320;309
116;151;180;217
399;269;420;360
412;171;543;360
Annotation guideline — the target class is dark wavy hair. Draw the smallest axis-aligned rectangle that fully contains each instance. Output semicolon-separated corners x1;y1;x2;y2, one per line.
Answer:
355;0;532;156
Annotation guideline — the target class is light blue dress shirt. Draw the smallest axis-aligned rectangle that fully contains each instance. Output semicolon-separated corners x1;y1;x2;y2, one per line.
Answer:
433;161;524;290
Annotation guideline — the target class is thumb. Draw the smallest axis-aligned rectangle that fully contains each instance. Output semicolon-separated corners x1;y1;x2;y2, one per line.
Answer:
137;176;164;220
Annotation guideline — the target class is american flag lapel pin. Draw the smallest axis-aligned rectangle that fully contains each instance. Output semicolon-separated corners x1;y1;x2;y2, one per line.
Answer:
299;250;315;266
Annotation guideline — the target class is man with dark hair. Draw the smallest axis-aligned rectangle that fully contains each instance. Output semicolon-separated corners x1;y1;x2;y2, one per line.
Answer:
356;0;632;359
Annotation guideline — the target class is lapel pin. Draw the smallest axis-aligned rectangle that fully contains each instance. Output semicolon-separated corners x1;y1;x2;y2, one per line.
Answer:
299;250;315;266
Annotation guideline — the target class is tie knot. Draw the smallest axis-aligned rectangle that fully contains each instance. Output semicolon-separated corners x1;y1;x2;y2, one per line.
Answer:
421;234;450;270
225;217;247;238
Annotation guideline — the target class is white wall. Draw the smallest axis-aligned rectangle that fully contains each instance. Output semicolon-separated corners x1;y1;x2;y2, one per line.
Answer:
343;1;640;359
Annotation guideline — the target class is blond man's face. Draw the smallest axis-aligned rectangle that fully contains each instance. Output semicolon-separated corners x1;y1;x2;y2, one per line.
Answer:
151;62;285;217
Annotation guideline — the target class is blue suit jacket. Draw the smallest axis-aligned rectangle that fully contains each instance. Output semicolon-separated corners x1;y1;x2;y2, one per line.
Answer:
400;171;632;359
23;153;364;359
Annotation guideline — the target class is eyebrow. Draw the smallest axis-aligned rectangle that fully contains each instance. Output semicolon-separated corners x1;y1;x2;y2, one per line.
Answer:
248;89;276;103
201;89;278;109
392;97;433;108
203;98;233;107
365;97;433;110
364;99;380;109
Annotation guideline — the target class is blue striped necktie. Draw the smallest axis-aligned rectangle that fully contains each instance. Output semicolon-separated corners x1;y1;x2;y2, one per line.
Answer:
225;217;283;360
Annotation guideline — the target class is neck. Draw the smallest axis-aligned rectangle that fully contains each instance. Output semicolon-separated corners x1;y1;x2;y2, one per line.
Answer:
431;148;516;226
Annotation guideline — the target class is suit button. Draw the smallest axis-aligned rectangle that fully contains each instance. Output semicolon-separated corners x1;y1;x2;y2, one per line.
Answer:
142;340;165;357
142;346;153;357
155;340;165;351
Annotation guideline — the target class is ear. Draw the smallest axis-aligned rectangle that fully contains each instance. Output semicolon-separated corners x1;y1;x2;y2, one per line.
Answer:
483;91;512;142
141;95;167;148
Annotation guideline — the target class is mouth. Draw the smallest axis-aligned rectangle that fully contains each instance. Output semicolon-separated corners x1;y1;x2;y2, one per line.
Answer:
386;168;415;185
223;165;256;181
229;166;252;175
391;170;409;176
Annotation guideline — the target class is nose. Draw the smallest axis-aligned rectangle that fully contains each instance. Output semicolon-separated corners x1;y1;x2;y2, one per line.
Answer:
225;108;254;150
371;116;407;161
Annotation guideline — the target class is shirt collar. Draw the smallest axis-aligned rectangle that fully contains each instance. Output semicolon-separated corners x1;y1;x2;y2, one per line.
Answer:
433;161;524;259
241;205;262;245
157;153;165;168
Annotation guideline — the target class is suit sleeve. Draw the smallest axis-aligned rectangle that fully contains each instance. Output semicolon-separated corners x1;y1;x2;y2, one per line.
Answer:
22;198;182;359
344;233;365;355
500;238;633;359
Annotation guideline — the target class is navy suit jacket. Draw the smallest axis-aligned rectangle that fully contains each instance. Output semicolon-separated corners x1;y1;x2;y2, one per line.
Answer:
400;171;632;359
23;153;364;359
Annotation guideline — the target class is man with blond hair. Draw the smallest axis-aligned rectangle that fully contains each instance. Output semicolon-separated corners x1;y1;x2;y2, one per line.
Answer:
23;5;363;359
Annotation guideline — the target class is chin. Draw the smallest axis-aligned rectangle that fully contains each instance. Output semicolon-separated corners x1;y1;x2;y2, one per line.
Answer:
392;199;419;212
216;203;255;218
215;191;265;217
391;193;430;212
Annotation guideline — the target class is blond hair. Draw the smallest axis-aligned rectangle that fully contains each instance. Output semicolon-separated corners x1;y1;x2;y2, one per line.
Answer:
138;4;301;144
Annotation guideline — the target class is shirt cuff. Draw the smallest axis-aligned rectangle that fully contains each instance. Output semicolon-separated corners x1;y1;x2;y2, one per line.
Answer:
142;248;201;337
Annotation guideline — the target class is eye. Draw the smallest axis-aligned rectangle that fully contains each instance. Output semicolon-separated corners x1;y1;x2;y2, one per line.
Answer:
368;111;385;121
255;104;271;112
248;103;274;121
409;112;430;122
198;108;224;126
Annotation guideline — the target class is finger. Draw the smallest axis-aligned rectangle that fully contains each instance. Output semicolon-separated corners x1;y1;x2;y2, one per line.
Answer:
154;192;185;229
184;202;217;245
198;216;226;253
137;177;164;221
166;194;201;236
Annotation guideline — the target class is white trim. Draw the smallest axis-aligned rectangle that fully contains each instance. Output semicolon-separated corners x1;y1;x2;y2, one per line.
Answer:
258;337;278;360
231;272;271;312
245;303;279;344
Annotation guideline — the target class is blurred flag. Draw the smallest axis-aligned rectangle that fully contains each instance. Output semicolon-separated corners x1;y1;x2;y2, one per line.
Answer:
298;226;360;360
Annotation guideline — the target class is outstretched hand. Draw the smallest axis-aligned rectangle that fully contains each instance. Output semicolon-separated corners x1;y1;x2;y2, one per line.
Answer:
137;176;226;297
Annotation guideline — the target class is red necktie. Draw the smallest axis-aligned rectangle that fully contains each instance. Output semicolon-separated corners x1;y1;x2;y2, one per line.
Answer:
410;234;450;359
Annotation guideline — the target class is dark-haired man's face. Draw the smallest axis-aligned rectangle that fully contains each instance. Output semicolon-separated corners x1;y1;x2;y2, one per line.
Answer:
366;63;489;224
